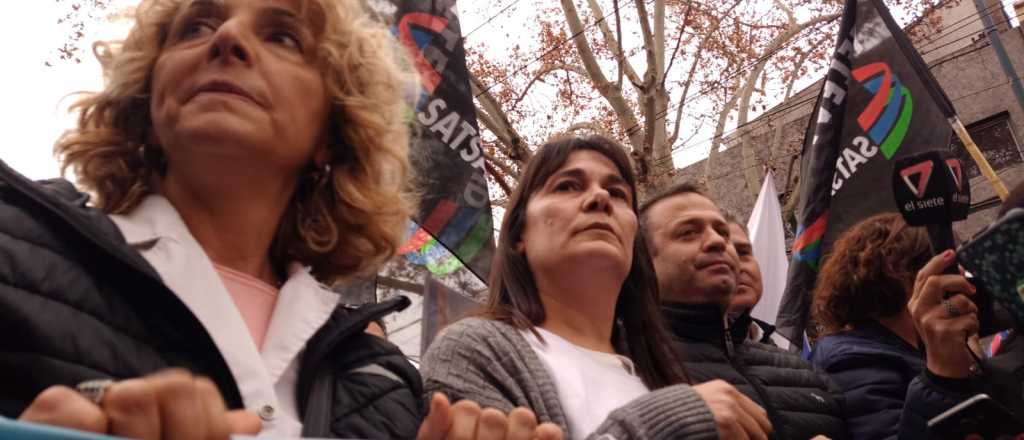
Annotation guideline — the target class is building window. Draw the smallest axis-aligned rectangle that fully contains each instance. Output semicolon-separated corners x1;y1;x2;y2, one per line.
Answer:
948;111;1023;179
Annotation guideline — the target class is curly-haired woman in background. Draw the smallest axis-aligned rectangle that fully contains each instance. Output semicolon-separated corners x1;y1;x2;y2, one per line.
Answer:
809;213;937;440
1;0;554;438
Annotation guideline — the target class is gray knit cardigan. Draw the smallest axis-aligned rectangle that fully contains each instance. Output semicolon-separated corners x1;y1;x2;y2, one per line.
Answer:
420;317;719;439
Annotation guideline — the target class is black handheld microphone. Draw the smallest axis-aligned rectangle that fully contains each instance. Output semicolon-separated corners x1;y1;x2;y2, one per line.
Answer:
892;150;971;275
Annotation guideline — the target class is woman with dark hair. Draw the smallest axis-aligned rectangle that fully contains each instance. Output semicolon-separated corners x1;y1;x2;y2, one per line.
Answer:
810;213;934;440
421;135;772;439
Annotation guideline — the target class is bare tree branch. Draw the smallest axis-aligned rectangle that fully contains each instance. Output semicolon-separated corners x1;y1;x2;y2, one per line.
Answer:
735;12;841;195
470;73;531;162
679;116;707;146
490;196;509;208
472;73;509;124
584;0;642;89
668;44;705;145
475;108;509;143
632;0;658;156
662;0;694;89
704;73;742;183
666;0;741;145
633;0;658;82
769;35;821;163
485;160;514;198
559;0;644;150
613;0;625;90
653;0;666;76
732;18;788;31
475;106;513;147
773;0;797;25
484;151;519;180
512;63;587;108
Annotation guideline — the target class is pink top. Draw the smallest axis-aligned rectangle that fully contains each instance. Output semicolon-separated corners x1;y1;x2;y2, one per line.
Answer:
214;263;280;349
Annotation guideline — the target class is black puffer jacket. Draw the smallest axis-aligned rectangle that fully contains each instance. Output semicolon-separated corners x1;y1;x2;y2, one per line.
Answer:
663;302;848;440
0;159;424;438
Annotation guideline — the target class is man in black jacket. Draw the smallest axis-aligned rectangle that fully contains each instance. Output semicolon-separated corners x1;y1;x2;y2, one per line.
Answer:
722;215;777;346
639;182;848;440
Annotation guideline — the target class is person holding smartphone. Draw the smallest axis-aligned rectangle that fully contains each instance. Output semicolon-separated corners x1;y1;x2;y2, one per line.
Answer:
899;181;1024;438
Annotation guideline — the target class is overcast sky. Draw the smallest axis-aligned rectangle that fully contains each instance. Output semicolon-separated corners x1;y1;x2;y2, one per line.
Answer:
0;1;136;180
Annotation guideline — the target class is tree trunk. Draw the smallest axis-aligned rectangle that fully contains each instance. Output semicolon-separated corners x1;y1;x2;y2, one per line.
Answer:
470;73;531;164
632;0;672;188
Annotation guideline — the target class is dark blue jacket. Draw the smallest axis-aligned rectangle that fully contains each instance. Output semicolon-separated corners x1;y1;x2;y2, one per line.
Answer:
811;321;923;440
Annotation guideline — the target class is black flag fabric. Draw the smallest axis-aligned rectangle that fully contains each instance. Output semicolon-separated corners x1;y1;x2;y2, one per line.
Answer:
775;0;957;348
373;0;495;281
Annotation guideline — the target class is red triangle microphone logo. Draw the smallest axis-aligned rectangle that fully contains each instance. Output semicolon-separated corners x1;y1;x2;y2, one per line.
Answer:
946;159;963;191
900;161;934;199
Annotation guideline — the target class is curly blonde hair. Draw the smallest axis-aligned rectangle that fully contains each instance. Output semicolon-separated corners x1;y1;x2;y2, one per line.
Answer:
55;0;417;284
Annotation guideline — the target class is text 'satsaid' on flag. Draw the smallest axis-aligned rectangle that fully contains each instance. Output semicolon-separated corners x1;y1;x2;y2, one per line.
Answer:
372;0;496;282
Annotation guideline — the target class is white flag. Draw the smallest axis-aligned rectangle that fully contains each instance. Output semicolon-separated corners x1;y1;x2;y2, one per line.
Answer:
746;172;789;335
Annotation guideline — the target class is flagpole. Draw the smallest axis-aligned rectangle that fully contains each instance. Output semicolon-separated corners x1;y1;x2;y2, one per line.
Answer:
948;116;1010;200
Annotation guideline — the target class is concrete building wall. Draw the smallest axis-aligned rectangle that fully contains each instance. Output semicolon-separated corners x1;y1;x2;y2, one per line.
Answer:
931;23;1024;233
916;0;992;63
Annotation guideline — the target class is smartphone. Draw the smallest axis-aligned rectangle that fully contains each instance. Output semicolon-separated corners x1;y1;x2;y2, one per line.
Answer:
957;208;1024;326
927;394;1024;439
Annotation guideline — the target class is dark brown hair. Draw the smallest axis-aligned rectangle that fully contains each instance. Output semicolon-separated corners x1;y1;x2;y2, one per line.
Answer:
485;135;691;388
812;213;932;335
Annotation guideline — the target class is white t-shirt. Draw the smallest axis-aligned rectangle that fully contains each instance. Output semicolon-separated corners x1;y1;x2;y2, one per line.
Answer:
521;327;650;439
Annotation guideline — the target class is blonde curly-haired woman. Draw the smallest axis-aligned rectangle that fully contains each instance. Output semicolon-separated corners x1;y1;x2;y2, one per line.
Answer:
0;0;557;439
